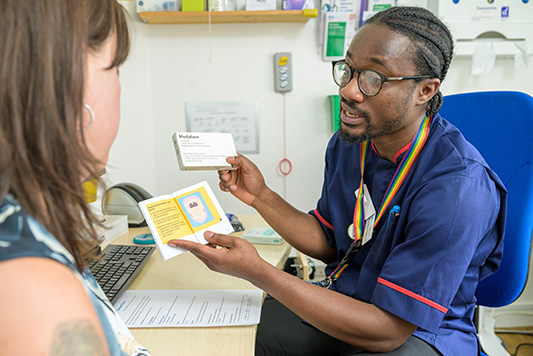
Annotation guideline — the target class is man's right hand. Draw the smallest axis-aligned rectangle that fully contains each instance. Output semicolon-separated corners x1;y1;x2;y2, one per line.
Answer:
218;155;268;207
219;154;336;263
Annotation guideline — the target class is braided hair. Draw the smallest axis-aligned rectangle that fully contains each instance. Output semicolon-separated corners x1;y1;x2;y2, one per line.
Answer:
365;6;454;116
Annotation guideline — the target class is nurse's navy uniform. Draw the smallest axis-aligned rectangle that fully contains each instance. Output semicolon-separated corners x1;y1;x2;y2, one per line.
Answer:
310;113;506;356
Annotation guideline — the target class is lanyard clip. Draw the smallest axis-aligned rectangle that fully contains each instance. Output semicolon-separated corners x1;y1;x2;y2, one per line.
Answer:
339;242;360;266
318;276;334;289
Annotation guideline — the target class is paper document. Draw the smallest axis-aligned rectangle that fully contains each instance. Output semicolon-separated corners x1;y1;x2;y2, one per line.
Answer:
114;289;263;328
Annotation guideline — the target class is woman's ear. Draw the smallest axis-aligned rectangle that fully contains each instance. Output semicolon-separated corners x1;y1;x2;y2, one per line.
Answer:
416;78;441;107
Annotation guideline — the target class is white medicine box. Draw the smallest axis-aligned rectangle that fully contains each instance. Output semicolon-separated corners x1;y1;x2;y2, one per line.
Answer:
137;0;178;11
246;0;277;11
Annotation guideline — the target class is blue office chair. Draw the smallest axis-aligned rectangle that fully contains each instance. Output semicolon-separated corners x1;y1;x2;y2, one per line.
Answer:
440;91;533;356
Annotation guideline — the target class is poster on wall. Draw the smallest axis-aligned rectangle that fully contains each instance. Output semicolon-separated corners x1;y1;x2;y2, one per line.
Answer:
186;101;259;154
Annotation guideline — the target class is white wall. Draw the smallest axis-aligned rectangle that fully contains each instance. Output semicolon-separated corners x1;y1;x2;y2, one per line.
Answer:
110;1;337;215
109;0;533;321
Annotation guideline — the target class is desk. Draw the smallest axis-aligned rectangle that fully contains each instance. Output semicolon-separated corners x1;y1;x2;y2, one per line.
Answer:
112;214;291;356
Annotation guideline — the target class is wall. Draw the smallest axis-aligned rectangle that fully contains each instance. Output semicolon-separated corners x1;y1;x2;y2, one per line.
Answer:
108;0;533;324
110;1;337;215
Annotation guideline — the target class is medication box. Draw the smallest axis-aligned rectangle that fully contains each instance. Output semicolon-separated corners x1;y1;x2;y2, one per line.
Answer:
182;0;205;11
137;0;178;11
172;132;237;171
283;0;308;10
241;227;284;245
246;0;276;11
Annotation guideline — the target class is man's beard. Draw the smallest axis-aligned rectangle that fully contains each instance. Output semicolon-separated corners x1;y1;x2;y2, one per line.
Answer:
337;99;373;145
337;89;413;145
337;121;371;145
338;117;404;145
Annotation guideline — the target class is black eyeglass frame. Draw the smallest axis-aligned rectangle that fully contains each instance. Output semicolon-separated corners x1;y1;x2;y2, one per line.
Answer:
332;60;432;97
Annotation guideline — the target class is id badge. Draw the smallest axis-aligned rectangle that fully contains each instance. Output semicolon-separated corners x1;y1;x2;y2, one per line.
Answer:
349;184;376;245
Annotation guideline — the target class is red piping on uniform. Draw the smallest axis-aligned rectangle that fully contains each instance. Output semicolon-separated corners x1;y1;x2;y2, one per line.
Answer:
314;209;334;231
377;277;448;314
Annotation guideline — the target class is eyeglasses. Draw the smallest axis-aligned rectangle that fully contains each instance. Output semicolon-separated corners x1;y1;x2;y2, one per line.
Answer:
332;60;431;97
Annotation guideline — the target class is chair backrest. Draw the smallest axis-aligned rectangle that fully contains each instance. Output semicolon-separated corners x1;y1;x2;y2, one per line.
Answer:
439;91;533;308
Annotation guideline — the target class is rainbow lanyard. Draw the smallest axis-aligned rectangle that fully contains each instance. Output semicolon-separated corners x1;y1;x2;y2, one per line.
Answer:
329;115;432;281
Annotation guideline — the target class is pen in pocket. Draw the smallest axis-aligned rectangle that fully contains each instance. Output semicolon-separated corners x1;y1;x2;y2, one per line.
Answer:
386;205;401;227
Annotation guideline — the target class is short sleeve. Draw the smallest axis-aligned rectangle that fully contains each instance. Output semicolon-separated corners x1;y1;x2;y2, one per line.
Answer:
309;137;339;249
371;172;503;332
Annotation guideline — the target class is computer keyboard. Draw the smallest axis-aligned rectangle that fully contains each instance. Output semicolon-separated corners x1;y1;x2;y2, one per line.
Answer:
89;244;155;303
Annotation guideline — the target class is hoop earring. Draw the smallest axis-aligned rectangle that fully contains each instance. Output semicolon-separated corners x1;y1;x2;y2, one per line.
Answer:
82;103;95;130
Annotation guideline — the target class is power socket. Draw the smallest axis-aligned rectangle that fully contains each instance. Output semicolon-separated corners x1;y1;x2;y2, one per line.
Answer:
274;52;293;92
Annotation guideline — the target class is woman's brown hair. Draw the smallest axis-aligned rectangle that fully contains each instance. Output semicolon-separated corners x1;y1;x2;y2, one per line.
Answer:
0;0;131;271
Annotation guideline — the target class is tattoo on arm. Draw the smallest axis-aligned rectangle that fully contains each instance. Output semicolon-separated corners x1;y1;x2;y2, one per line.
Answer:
50;319;107;356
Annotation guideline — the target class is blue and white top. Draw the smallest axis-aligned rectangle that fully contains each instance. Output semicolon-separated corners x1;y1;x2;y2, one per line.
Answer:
0;194;150;356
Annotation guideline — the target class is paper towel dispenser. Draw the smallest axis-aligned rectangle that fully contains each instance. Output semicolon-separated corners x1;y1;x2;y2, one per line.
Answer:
428;0;532;58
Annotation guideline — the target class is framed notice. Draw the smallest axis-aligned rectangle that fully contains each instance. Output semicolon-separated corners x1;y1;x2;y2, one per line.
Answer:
186;101;259;154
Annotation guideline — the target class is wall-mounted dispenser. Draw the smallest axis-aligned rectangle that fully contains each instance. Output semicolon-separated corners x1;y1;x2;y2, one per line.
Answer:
427;0;532;60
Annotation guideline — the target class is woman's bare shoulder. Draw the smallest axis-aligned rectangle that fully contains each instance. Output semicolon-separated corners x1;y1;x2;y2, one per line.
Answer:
0;257;110;356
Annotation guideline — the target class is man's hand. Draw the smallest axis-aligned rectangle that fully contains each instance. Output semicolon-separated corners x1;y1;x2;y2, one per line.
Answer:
167;231;268;282
218;155;268;207
168;232;416;353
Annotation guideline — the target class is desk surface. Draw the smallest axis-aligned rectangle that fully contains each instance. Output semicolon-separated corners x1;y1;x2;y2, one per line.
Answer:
113;214;291;356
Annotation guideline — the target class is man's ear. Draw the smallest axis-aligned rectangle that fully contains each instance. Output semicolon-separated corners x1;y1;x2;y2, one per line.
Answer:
416;78;440;107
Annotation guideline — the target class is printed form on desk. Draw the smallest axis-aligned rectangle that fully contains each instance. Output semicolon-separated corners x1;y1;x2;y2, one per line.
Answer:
114;289;263;328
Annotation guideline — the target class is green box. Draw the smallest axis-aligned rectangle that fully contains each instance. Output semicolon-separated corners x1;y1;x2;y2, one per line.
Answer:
329;94;340;133
182;0;205;11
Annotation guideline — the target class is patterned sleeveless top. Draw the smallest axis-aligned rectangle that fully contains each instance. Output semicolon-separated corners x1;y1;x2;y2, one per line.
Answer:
0;194;150;356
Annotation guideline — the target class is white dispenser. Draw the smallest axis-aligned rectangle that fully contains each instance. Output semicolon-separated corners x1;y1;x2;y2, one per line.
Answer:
427;0;533;59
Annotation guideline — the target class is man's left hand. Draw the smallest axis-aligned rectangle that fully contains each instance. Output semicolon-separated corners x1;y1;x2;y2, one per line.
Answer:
167;231;268;282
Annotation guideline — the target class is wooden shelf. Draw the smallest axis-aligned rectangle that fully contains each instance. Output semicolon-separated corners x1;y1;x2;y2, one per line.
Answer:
138;9;319;24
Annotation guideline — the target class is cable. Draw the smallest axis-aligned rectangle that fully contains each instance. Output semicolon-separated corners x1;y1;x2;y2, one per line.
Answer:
278;92;292;198
207;8;213;64
279;158;292;175
510;342;533;356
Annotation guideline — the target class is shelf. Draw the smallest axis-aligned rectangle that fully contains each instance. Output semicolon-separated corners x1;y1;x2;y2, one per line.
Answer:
138;9;319;24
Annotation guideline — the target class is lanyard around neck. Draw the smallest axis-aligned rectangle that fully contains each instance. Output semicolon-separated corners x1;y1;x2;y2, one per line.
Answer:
329;115;432;281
